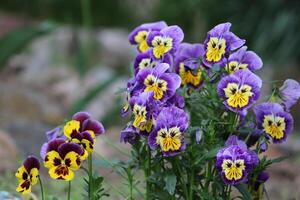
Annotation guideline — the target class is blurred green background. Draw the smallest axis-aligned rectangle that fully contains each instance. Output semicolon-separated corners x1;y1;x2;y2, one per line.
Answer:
0;0;300;199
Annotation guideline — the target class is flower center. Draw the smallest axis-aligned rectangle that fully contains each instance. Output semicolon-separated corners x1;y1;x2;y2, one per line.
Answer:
134;31;149;52
223;83;253;108
151;36;173;59
206;37;226;62
225;61;248;74
132;104;147;128
179;63;202;87
262;115;286;139
156;127;182;152
221;159;245;181
144;75;168;100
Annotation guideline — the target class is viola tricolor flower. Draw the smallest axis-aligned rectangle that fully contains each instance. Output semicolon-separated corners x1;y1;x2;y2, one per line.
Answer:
148;106;189;156
254;103;293;143
216;136;259;185
120;124;140;145
134;63;181;101
147;25;184;59
217;69;262;113
133;50;172;76
129;21;167;53
278;79;300;111
69;131;95;160
15;156;40;194
175;43;204;89
225;46;263;74
203;22;245;67
44;139;83;181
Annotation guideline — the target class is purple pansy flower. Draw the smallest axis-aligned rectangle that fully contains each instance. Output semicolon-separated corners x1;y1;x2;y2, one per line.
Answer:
279;79;300;111
216;136;259;185
148;106;189;156
134;63;181;102
254;171;269;191
129;92;155;134
129;21;168;53
217;69;262;113
225;46;263;74
203;22;245;67
133;50;173;76
253;103;293;143
147;25;184;59
120;124;140;145
175;43;205;89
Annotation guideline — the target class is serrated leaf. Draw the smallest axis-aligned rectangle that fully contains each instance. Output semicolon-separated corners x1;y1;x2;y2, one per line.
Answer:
235;184;252;200
164;174;177;195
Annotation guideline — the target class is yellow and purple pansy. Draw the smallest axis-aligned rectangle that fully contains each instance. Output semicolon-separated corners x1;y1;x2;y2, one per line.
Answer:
225;46;263;74
129;21;168;53
44;139;83;181
175;43;205;89
133;50;172;76
216;136;259;185
254;103;294;143
203;22;245;67
147;25;184;59
69;131;95;160
217;69;262;113
134;63;181;102
129;92;155;135
15;156;40;194
148;106;189;156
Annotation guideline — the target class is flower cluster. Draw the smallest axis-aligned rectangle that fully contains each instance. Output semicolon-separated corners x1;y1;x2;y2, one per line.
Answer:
15;112;105;196
122;21;300;194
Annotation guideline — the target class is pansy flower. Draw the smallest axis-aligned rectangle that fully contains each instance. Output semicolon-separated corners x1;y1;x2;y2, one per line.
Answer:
69;131;95;160
120;124;140;145
217;69;262;113
148;106;189;156
130;92;154;135
216;136;259;185
175;43;204;89
278;79;300;111
63;111;105;142
44;139;83;181
133;50;172;76
203;22;245;67
134;63;181;102
254;103;293;143
15;156;40;194
147;25;184;59
225;46;263;74
129;21;167;53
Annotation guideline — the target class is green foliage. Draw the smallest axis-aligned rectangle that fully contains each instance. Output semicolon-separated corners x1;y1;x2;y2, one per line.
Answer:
164;174;177;195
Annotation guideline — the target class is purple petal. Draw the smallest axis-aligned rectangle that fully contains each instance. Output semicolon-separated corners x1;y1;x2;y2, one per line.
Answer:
82;119;105;136
72;112;91;124
46;138;66;153
58;143;83;159
23;156;40;171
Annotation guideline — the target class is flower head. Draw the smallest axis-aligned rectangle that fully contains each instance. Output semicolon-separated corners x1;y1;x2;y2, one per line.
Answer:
134;63;181;102
225;46;263;74
175;43;204;89
133;50;172;76
120;124;140;145
217;69;262;113
44;139;83;181
254;103;293;143
147;25;184;59
70;131;95;160
129;21;168;52
148;106;189;156
15;156;40;194
216;136;259;185
278;79;300;111
203;22;245;67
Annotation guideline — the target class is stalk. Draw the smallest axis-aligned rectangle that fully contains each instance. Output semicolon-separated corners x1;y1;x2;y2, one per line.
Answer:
38;176;45;200
68;181;71;200
88;154;94;200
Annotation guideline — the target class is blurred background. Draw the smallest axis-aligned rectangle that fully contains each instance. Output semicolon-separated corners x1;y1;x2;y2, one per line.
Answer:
0;0;299;199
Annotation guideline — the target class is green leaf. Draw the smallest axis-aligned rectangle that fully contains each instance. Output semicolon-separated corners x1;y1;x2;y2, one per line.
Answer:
164;174;177;195
235;184;252;200
270;156;289;164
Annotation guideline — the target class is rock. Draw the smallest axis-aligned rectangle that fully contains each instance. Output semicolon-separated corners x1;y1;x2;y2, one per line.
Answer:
0;130;17;173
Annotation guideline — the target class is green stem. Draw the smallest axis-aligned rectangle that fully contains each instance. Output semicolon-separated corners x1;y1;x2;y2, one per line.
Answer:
81;0;92;28
38;176;45;200
173;158;189;199
88;154;94;200
145;145;151;200
68;181;71;200
189;168;194;200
